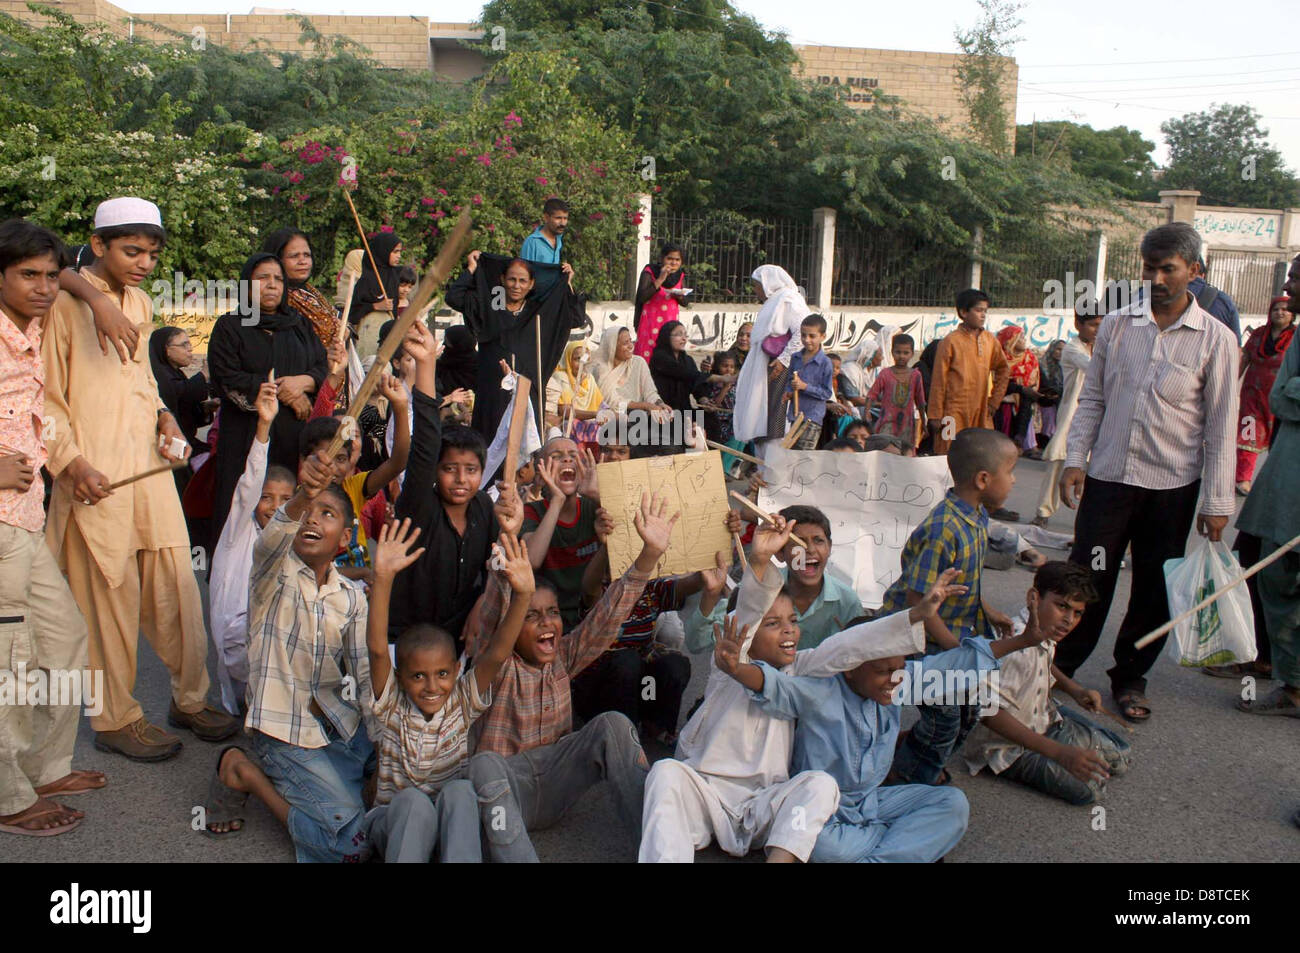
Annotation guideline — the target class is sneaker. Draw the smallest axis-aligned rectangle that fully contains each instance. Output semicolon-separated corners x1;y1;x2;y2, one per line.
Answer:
168;701;241;742
1029;515;1049;528
94;718;182;762
990;507;1021;522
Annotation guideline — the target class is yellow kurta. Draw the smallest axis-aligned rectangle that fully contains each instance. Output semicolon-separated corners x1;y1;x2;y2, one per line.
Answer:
43;271;189;588
928;325;1011;454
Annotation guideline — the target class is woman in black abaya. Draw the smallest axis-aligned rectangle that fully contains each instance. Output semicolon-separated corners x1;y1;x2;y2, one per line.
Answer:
207;252;328;541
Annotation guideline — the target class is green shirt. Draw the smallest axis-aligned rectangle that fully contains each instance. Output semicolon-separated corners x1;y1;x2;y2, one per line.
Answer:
1237;333;1300;545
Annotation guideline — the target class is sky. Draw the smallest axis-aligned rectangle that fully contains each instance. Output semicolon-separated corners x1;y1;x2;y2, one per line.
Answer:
121;0;1300;173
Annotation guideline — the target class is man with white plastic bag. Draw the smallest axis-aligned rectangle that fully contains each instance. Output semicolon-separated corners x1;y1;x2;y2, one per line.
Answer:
1056;224;1239;723
1233;253;1300;720
1162;538;1256;667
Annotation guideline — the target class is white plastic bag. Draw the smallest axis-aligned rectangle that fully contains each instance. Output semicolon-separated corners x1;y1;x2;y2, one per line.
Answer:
1163;538;1257;667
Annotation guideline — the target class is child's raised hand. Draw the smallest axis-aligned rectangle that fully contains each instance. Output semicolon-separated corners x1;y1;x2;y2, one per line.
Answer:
299;450;333;499
403;321;436;363
701;549;729;594
751;514;794;563
493;532;535;595
537;456;564;500
373;518;426;580
633;491;679;558
1024;589;1042;642
576;447;600;499
445;387;472;406
916;568;970;619
713;614;749;677
379;370;408;411
594;505;615;544
255;379;279;425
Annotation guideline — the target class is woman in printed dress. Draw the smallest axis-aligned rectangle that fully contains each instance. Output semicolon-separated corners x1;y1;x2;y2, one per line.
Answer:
633;243;691;361
1236;295;1296;494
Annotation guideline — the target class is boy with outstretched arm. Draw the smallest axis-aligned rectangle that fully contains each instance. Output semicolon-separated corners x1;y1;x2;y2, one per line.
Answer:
685;504;864;652
361;520;533;862
639;516;958;863
201;450;372;861
878;427;1019;786
208;373;295;714
466;492;676;862
389;320;521;649
713;573;1041;863
963;561;1132;804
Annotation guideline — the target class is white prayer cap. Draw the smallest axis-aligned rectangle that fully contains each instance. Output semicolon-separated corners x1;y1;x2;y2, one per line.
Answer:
93;197;163;230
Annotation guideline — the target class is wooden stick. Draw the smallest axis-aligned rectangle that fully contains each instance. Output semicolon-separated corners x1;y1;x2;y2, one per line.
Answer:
792;371;800;417
705;439;769;470
1133;529;1300;651
336;272;357;348
781;414;807;449
323;213;474;462
534;310;544;436
342;190;389;305
503;375;533;484
732;531;749;574
1090;705;1136;733
727;490;814;551
108;459;186;490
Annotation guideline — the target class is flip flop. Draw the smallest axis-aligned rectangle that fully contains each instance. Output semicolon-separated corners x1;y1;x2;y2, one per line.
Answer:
0;804;83;837
35;770;107;798
202;745;250;838
1236;687;1300;718
1114;688;1151;723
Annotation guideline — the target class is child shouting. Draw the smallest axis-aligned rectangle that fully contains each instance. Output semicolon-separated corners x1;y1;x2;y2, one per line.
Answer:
362;520;533;862
963;561;1132;804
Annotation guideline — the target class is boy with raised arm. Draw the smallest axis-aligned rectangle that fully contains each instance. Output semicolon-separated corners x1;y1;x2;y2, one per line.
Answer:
639;516;961;863
362;521;533;862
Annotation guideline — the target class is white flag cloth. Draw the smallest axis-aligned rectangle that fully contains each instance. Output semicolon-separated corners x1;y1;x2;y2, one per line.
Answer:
484;373;542;486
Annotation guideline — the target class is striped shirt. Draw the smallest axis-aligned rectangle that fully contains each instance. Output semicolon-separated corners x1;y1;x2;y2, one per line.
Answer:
245;506;371;748
1065;296;1239;516
373;667;490;806
469;565;650;756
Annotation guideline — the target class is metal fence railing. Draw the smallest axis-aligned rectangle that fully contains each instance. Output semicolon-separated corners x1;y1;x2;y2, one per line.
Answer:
651;210;817;303
1206;250;1290;315
981;231;1094;310
831;225;967;307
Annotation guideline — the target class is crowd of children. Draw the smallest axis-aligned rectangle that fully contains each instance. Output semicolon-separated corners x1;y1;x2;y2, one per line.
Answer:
3;198;1295;855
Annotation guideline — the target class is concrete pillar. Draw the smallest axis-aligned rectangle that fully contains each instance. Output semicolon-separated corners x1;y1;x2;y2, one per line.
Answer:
968;225;984;289
627;193;652;299
811;207;836;312
1158;189;1200;224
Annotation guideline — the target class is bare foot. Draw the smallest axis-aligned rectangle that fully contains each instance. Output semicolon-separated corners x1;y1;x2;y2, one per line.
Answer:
206;747;252;835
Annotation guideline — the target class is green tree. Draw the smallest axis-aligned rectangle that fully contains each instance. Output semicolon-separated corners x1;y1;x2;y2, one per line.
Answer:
1159;104;1300;208
953;0;1023;153
1015;120;1157;198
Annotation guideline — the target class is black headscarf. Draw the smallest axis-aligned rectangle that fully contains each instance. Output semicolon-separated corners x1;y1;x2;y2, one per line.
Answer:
149;326;187;413
261;227;313;289
441;324;478;393
238;253;299;331
350;232;402;323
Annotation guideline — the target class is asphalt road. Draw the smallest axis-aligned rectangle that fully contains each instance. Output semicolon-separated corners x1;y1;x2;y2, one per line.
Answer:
9;454;1297;862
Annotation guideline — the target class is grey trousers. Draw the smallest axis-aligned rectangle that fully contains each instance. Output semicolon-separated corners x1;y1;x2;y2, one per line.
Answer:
469;711;649;863
364;780;482;863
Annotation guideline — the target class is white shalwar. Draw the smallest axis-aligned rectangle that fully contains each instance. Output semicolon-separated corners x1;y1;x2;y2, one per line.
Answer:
639;561;924;862
208;437;268;714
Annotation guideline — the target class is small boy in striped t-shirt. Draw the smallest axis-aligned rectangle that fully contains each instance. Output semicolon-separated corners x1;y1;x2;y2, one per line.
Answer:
363;518;533;863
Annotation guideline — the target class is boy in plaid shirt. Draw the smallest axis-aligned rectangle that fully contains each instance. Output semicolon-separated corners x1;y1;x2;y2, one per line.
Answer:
877;427;1019;785
466;492;678;862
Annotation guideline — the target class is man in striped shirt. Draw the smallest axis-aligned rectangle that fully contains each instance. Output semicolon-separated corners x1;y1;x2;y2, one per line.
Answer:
1057;223;1239;723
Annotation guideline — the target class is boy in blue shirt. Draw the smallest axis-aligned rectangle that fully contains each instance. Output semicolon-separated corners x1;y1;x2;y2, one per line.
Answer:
879;427;1019;785
783;314;834;450
714;595;1044;862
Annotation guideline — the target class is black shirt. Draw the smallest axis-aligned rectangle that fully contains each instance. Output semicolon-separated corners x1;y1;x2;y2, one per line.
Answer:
389;388;499;649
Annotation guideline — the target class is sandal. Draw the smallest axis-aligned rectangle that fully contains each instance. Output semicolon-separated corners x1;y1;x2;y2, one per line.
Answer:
202;745;250;837
1016;549;1047;569
0;800;83;837
34;769;107;798
1114;687;1152;723
1202;661;1272;679
1236;687;1300;718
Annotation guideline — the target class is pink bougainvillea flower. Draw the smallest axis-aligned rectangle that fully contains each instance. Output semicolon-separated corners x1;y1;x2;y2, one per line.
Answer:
431;210;446;219
421;197;436;206
436;188;448;195
285;170;304;184
472;195;483;206
404;211;417;219
590;212;605;220
476;154;491;167
503;111;522;127
379;225;395;233
260;161;275;172
535;176;549;185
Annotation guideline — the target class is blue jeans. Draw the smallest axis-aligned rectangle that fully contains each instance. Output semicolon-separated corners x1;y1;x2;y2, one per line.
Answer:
892;644;983;785
998;707;1132;805
251;725;375;863
364;781;482;863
